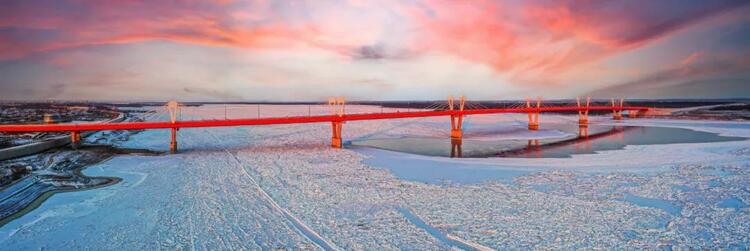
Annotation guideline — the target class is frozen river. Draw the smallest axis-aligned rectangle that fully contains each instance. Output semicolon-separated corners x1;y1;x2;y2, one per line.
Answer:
353;125;745;158
0;105;749;249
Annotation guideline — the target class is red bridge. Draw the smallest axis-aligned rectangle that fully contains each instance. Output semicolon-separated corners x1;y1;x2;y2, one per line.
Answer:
0;97;651;153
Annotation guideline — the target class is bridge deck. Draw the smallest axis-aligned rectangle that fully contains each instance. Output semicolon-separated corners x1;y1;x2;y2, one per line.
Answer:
0;106;649;133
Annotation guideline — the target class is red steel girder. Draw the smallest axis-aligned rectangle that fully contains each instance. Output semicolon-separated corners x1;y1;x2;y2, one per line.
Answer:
0;106;651;133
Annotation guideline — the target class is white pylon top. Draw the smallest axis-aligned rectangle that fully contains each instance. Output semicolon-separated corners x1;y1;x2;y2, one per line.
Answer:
526;97;542;108
166;100;179;123
448;95;465;111
577;96;591;115
328;97;345;116
611;98;625;108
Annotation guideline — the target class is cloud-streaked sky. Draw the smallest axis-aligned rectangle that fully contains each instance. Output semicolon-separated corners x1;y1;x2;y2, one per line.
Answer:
1;0;749;101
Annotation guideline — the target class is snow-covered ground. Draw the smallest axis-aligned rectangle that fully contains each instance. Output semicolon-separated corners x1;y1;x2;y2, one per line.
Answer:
0;104;748;249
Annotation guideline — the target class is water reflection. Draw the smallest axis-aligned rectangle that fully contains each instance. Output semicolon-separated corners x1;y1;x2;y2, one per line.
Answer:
514;126;630;158
459;126;625;158
525;139;540;158
578;126;589;138
450;138;462;158
353;126;745;158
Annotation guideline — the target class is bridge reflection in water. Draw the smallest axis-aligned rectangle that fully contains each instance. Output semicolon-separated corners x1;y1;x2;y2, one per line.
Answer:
526;126;627;158
450;138;462;158
448;126;630;158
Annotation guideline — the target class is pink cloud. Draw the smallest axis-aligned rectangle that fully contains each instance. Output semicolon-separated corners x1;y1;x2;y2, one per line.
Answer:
680;51;704;67
1;0;748;88
0;1;317;60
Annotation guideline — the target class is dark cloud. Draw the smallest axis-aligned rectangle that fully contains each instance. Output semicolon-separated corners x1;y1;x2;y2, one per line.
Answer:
613;0;750;47
551;0;750;47
666;78;750;98
589;54;750;98
354;45;386;60
348;44;415;61
593;77;750;99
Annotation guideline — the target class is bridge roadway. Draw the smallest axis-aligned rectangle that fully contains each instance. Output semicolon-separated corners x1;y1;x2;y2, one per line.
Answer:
0;106;649;132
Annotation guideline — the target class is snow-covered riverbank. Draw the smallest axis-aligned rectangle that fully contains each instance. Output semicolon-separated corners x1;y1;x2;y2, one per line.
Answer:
0;105;748;249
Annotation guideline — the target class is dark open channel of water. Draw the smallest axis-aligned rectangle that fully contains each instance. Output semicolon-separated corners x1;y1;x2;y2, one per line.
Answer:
352;126;745;158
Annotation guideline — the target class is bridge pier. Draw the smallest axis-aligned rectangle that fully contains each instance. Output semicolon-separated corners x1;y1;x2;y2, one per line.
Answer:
70;131;81;148
328;97;346;148
331;121;343;148
170;128;178;153
527;97;541;130
166;101;180;154
578;118;588;127
450;115;463;139
528;122;539;130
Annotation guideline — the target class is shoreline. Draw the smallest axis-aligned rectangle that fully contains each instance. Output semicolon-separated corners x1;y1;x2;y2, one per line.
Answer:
0;144;162;227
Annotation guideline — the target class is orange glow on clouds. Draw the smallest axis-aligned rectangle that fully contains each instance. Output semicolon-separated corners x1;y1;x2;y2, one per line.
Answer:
1;0;749;100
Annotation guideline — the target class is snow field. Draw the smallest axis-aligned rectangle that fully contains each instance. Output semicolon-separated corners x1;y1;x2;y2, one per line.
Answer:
0;104;748;249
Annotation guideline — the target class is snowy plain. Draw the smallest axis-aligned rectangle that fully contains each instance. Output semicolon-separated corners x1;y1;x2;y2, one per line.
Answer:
0;104;748;250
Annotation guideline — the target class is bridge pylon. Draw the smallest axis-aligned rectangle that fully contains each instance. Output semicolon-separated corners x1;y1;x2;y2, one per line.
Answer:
612;98;624;120
166;101;180;153
448;96;465;139
577;96;590;127
70;131;81;149
526;97;541;130
328;97;345;148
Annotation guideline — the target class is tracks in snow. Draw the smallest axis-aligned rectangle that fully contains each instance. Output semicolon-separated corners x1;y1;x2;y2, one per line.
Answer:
195;115;339;251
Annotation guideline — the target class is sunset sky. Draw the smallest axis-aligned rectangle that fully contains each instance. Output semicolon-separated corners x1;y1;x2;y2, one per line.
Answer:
1;0;749;101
